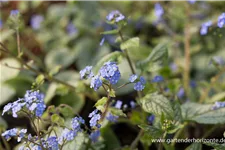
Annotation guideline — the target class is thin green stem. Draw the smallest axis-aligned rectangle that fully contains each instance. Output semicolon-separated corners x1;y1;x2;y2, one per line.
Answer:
130;129;144;150
16;28;21;56
118;30;136;74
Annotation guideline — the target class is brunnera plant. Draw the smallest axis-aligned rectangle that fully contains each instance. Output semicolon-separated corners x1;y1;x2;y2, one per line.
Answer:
0;2;225;150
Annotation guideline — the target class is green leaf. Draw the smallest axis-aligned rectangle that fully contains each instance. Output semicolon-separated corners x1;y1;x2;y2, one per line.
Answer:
44;83;58;104
172;100;183;122
181;102;225;124
185;143;202;150
55;92;85;114
0;116;7;132
0;58;20;105
51;114;65;126
141;92;174;119
100;29;118;35
49;65;61;76
110;108;126;117
101;125;120;150
109;89;116;97
139;124;164;138
120;37;139;50
35;74;45;85
58;104;74;118
45;48;77;69
207;92;225;103
137;42;168;72
95;97;108;112
204;142;225;150
93;51;122;74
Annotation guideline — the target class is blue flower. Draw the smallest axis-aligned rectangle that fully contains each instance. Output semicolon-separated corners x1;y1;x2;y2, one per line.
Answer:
89;130;100;143
47;136;58;150
80;66;94;79
35;102;46;117
0;19;2;29
100;61;121;85
71;116;85;131
2;90;45;118
212;56;225;65
1;128;18;141
188;0;196;4
200;21;212;35
58;128;76;145
130;101;136;109
140;76;146;84
154;3;164;19
212;101;225;110
217;13;225;28
106;10;125;22
10;10;19;16
177;88;185;99
67;22;78;36
90;75;103;91
106;113;118;122
152;75;164;83
89;110;101;128
100;37;105;46
169;63;177;72
190;80;197;88
129;74;138;83
30;15;43;30
134;81;145;91
115;100;123;109
17;129;27;142
147;115;155;124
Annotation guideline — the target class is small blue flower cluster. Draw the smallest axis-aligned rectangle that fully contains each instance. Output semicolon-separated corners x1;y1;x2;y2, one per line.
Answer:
212;56;225;66
80;61;121;91
129;74;146;91
217;13;225;28
212;101;225;110
106;10;125;23
106;113;118;122
10;10;19;17
188;0;196;4
88;109;101;142
2;90;46;118
30;15;44;30
147;115;155;124
1;128;27;142
200;21;212;35
67;22;78;36
114;100;123;109
154;3;164;19
152;75;164;83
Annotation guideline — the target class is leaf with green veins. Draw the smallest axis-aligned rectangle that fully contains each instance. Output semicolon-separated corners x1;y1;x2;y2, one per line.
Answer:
110;108;126;117
185;143;202;150
139;124;164;138
100;29;118;35
120;37;139;50
204;142;225;150
172;100;183;122
181;102;225;124
137;42;168;72
141;92;174;119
